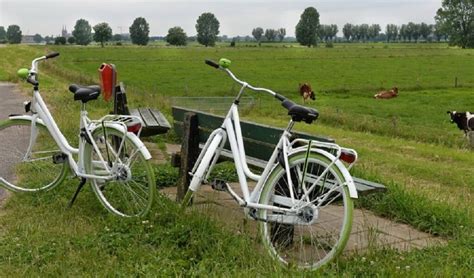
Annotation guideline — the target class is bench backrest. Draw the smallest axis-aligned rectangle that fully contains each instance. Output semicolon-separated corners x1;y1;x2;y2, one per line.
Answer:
172;106;334;162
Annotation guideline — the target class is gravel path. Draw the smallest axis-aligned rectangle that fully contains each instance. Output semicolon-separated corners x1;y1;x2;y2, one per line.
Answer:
0;83;27;205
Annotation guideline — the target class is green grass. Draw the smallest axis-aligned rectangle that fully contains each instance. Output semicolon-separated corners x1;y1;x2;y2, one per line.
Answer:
41;43;474;147
0;44;473;276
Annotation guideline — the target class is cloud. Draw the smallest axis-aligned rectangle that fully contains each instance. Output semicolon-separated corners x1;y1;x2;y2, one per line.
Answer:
0;0;441;36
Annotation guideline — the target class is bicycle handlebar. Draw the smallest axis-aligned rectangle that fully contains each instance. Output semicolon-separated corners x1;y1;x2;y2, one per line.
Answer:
30;52;60;73
23;52;60;87
205;59;220;69
205;59;286;102
45;52;60;59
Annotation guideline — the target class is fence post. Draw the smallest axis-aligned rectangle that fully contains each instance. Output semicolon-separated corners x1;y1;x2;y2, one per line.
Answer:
176;112;199;203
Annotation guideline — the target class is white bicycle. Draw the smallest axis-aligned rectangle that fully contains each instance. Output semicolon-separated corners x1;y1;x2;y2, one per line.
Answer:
183;59;359;270
0;53;155;217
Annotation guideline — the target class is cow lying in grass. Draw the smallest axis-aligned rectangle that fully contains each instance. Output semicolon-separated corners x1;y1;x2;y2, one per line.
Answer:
448;111;474;148
299;83;315;102
374;87;398;99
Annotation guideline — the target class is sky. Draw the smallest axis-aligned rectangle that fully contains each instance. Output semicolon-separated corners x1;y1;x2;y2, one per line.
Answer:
0;0;442;37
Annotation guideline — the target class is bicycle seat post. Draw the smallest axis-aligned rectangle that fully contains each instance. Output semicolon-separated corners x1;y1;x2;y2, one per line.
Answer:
285;119;295;133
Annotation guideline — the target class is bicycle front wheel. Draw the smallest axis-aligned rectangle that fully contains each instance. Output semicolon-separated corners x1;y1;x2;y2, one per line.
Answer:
258;151;354;270
85;126;155;217
0;118;67;192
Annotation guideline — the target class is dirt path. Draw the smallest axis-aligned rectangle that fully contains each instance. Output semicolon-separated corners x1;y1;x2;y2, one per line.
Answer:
0;82;26;206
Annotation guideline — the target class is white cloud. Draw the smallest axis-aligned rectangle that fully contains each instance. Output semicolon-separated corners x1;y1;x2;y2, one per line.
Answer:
0;0;441;36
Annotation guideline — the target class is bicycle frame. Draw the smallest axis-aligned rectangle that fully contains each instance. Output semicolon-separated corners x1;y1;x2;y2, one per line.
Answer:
3;74;151;188
189;64;357;217
188;86;359;217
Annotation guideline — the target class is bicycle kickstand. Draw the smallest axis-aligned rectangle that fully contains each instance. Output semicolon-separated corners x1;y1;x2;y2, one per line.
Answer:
68;178;87;209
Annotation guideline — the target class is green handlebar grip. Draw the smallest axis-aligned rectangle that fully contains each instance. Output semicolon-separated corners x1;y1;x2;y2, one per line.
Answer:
17;68;29;79
219;58;231;68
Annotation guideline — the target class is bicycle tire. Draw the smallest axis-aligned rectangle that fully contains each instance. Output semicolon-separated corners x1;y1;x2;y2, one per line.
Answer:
0;118;68;192
84;126;155;217
258;151;354;270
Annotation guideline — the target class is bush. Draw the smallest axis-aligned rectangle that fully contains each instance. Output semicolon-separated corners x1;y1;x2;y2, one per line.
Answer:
54;36;66;45
154;164;179;187
325;41;334;48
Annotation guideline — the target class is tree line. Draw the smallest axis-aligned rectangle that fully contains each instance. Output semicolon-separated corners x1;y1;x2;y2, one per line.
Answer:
0;0;472;48
292;1;472;48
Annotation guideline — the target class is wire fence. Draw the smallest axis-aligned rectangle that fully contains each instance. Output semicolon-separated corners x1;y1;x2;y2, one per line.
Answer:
171;96;257;115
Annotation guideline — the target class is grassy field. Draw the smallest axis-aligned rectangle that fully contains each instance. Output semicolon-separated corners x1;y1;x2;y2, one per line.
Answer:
0;44;473;276
41;43;474;146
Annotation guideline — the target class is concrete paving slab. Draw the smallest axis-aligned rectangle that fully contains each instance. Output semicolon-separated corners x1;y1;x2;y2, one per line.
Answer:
165;143;181;155
144;141;167;165
159;180;447;254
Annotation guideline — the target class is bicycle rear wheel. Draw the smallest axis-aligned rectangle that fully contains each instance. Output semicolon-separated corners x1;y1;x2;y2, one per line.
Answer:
0;118;67;192
258;151;353;270
85;126;155;217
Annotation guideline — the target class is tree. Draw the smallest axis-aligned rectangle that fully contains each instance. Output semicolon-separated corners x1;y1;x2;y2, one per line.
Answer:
67;36;76;44
130;17;150;45
93;22;112;47
328;24;338;41
352;25;361;41
359;24;369;42
6;25;22;44
195;12;220;47
406;22;417;41
44;36;53;44
264;29;277;41
419;22;432;41
386;24;399;42
72;19;92;45
368;24;381;41
295;7;320;47
434;21;448;41
166;26;187;46
277;28;286;42
112;34;122;41
33;33;43;43
0;26;6;42
54;36;66;45
343;23;353;41
252;27;264;45
435;0;474;48
412;23;421;42
317;25;327;41
399;24;408;41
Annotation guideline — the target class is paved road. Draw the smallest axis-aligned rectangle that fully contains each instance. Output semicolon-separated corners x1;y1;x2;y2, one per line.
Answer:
0;83;27;204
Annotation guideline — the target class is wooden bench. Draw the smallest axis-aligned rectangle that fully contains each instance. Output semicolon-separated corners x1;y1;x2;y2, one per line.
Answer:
115;82;171;137
171;106;386;199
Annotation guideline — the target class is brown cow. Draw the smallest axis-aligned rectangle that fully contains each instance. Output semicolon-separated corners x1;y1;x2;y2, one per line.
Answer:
374;87;398;99
299;83;315;102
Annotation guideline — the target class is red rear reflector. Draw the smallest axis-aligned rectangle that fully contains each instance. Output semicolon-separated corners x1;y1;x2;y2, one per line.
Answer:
340;151;356;163
127;123;141;134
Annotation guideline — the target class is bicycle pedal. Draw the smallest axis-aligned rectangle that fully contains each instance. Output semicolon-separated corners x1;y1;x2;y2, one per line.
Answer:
211;179;228;191
52;153;67;164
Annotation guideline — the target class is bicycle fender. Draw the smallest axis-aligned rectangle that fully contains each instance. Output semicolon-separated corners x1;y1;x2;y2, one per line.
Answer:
98;123;152;160
290;147;358;199
8;114;46;126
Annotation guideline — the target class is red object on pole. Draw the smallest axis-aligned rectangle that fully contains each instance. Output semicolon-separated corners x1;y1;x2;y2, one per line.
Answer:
98;63;117;102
